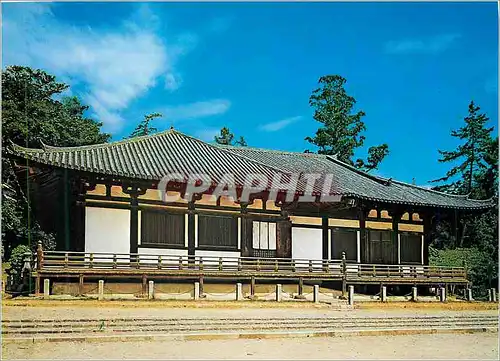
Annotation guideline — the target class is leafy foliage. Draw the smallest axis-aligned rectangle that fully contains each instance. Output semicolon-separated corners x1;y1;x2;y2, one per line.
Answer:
429;100;498;294
2;66;110;148
431;101;494;194
234;136;247;147
1;66;109;260
6;244;32;289
128;113;161;138
306;75;389;171
429;247;496;297
214;127;247;146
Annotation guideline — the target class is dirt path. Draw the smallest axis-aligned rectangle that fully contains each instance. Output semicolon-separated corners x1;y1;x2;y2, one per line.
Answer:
2;303;498;320
3;333;498;360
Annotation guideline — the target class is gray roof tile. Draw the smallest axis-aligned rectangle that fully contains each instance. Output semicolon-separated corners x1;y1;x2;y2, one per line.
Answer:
9;130;494;210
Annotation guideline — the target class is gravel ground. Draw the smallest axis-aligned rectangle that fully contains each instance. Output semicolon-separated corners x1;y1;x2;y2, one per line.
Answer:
2;304;497;320
3;333;498;360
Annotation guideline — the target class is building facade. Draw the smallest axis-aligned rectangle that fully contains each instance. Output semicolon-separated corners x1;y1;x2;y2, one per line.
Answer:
9;130;493;292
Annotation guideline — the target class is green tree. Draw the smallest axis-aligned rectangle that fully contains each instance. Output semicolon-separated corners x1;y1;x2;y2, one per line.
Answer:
1;65;110;260
234;136;247;147
128;113;162;138
214;127;247;146
430;101;494;194
429;101;498;294
2;66;110;148
306;75;389;171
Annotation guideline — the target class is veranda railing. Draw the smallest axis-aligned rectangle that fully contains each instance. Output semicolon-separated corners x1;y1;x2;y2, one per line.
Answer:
34;245;467;280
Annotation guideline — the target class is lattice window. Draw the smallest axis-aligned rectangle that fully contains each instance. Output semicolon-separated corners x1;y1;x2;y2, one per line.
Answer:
252;221;277;250
141;211;185;247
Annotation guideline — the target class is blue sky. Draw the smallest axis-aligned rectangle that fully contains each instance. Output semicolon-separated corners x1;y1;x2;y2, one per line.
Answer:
2;1;498;186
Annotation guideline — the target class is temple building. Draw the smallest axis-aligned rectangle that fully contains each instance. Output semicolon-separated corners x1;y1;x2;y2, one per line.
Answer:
8;129;493;295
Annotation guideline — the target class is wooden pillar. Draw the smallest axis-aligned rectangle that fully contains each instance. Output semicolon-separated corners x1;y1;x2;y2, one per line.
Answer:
187;201;196;259
451;209;460;247
36;241;43;271
422;214;432;266
79;274;84;296
75;180;95;252
357;207;368;263
121;185;146;259
322;216;329;261
389;210;402;264
250;276;256;296
199;276;204;297
142;274;147;296
130;195;139;255
276;210;292;258
63;169;70;250
341;252;347;298
35;275;41;295
239;202;250;257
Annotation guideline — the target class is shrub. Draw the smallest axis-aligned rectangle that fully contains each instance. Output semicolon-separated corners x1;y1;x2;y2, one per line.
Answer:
429;246;497;298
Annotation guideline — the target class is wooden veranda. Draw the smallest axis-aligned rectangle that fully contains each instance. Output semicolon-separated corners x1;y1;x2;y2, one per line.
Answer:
33;244;469;296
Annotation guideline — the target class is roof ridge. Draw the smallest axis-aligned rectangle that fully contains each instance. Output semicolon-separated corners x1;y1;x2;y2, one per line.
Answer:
216;143;331;158
34;129;176;152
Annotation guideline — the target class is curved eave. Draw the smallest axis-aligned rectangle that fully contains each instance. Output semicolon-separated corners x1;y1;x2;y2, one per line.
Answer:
345;193;495;211
8;141;495;211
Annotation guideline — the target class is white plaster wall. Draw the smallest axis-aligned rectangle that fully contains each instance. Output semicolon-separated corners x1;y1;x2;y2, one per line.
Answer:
85;207;130;256
291;227;323;261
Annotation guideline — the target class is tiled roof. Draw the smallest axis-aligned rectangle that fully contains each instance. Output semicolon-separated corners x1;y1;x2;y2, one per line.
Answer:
9;130;284;190
220;145;494;210
8;130;494;210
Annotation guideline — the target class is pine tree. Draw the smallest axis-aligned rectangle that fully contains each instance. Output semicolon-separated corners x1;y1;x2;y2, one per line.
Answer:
234;136;247;147
128;113;161;138
430;101;494;194
214;127;247;146
305;75;389;171
214;127;234;145
430;101;498;293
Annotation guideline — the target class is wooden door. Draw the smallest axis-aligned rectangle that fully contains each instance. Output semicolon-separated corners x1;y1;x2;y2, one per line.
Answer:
369;230;395;264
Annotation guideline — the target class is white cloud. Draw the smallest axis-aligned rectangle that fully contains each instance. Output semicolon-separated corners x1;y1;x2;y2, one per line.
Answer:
259;116;302;132
161;99;231;121
385;33;461;54
2;3;196;131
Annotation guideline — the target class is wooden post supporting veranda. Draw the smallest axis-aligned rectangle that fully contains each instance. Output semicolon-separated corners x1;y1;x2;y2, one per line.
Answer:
199;276;205;298
35;242;44;295
79;274;84;296
141;275;147;296
341;252;347;299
